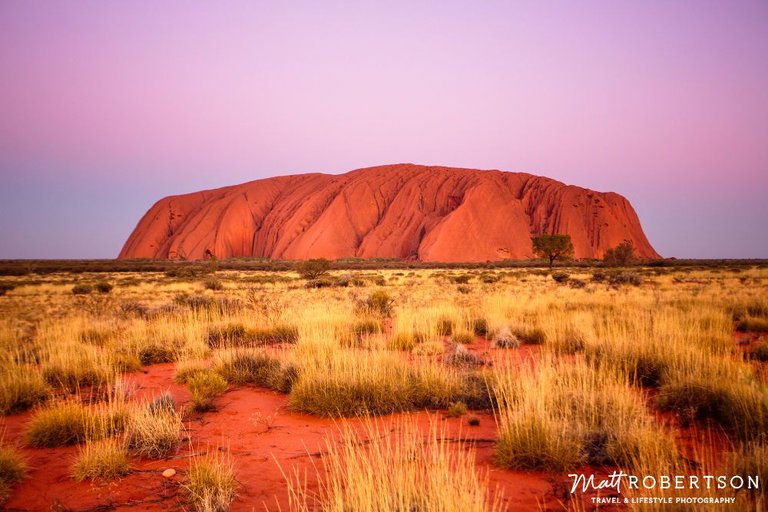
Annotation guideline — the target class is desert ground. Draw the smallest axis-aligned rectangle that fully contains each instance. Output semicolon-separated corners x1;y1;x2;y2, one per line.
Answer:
1;262;767;511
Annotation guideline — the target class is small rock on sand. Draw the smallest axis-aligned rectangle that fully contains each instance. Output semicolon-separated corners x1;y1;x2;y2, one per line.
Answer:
162;468;176;478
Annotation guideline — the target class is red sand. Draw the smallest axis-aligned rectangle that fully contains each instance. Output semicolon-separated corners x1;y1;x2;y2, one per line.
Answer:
5;339;755;511
1;363;579;511
119;164;660;262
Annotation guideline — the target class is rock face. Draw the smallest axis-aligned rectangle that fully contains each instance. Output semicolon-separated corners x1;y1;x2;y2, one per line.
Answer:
119;164;659;262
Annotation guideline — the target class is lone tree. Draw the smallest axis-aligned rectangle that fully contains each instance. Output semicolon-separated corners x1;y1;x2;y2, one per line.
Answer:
296;258;331;280
532;234;574;267
603;240;634;266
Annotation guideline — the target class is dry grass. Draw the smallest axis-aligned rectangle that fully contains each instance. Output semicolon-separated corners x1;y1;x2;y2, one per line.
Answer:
0;444;25;502
283;417;504;512
185;451;237;512
72;439;130;482
1;265;767;507
124;404;183;458
493;356;676;471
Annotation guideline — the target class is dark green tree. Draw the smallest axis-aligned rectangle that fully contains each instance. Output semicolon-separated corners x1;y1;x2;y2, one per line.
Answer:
532;234;575;267
603;240;634;266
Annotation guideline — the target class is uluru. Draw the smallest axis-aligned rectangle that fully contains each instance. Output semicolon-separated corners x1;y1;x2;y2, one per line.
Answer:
119;164;659;262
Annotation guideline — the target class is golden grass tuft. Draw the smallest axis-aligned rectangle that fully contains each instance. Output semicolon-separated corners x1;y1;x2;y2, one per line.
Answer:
186;452;237;512
284;418;503;512
72;439;130;482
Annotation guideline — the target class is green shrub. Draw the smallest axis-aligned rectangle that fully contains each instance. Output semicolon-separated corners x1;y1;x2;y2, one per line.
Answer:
551;272;569;283
0;283;16;297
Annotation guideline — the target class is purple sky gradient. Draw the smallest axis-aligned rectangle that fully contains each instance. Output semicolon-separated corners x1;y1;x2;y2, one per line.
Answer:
1;1;766;259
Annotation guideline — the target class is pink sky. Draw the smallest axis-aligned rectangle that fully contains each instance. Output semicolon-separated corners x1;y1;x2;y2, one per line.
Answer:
1;1;767;258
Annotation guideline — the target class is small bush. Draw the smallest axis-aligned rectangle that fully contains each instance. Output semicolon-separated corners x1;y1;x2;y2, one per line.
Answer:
296;258;330;280
435;317;454;336
125;407;182;459
139;344;176;365
552;329;586;355
472;318;489;337
750;342;768;362
174;294;215;311
111;352;142;373
0;369;49;414
215;350;291;391
120;300;149;318
253;325;299;344
551;272;569;283
447;401;467;418
450;274;471;284
351;319;383;337
355;290;395;317
456;284;472;294
444;345;483;367
72;440;130;482
737;318;768;332
94;281;113;294
568;278;586;289
492;328;521;349
0;445;25;502
512;327;546;345
411;340;444;356
42;362;109;392
186;453;236;512
207;324;250;348
25;402;94;447
188;372;228;411
79;328;114;346
72;284;93;295
203;277;224;291
388;332;423;351
452;331;474;345
655;379;767;438
147;393;177;415
0;283;16;297
608;272;642;286
591;271;607;283
733;440;768;498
